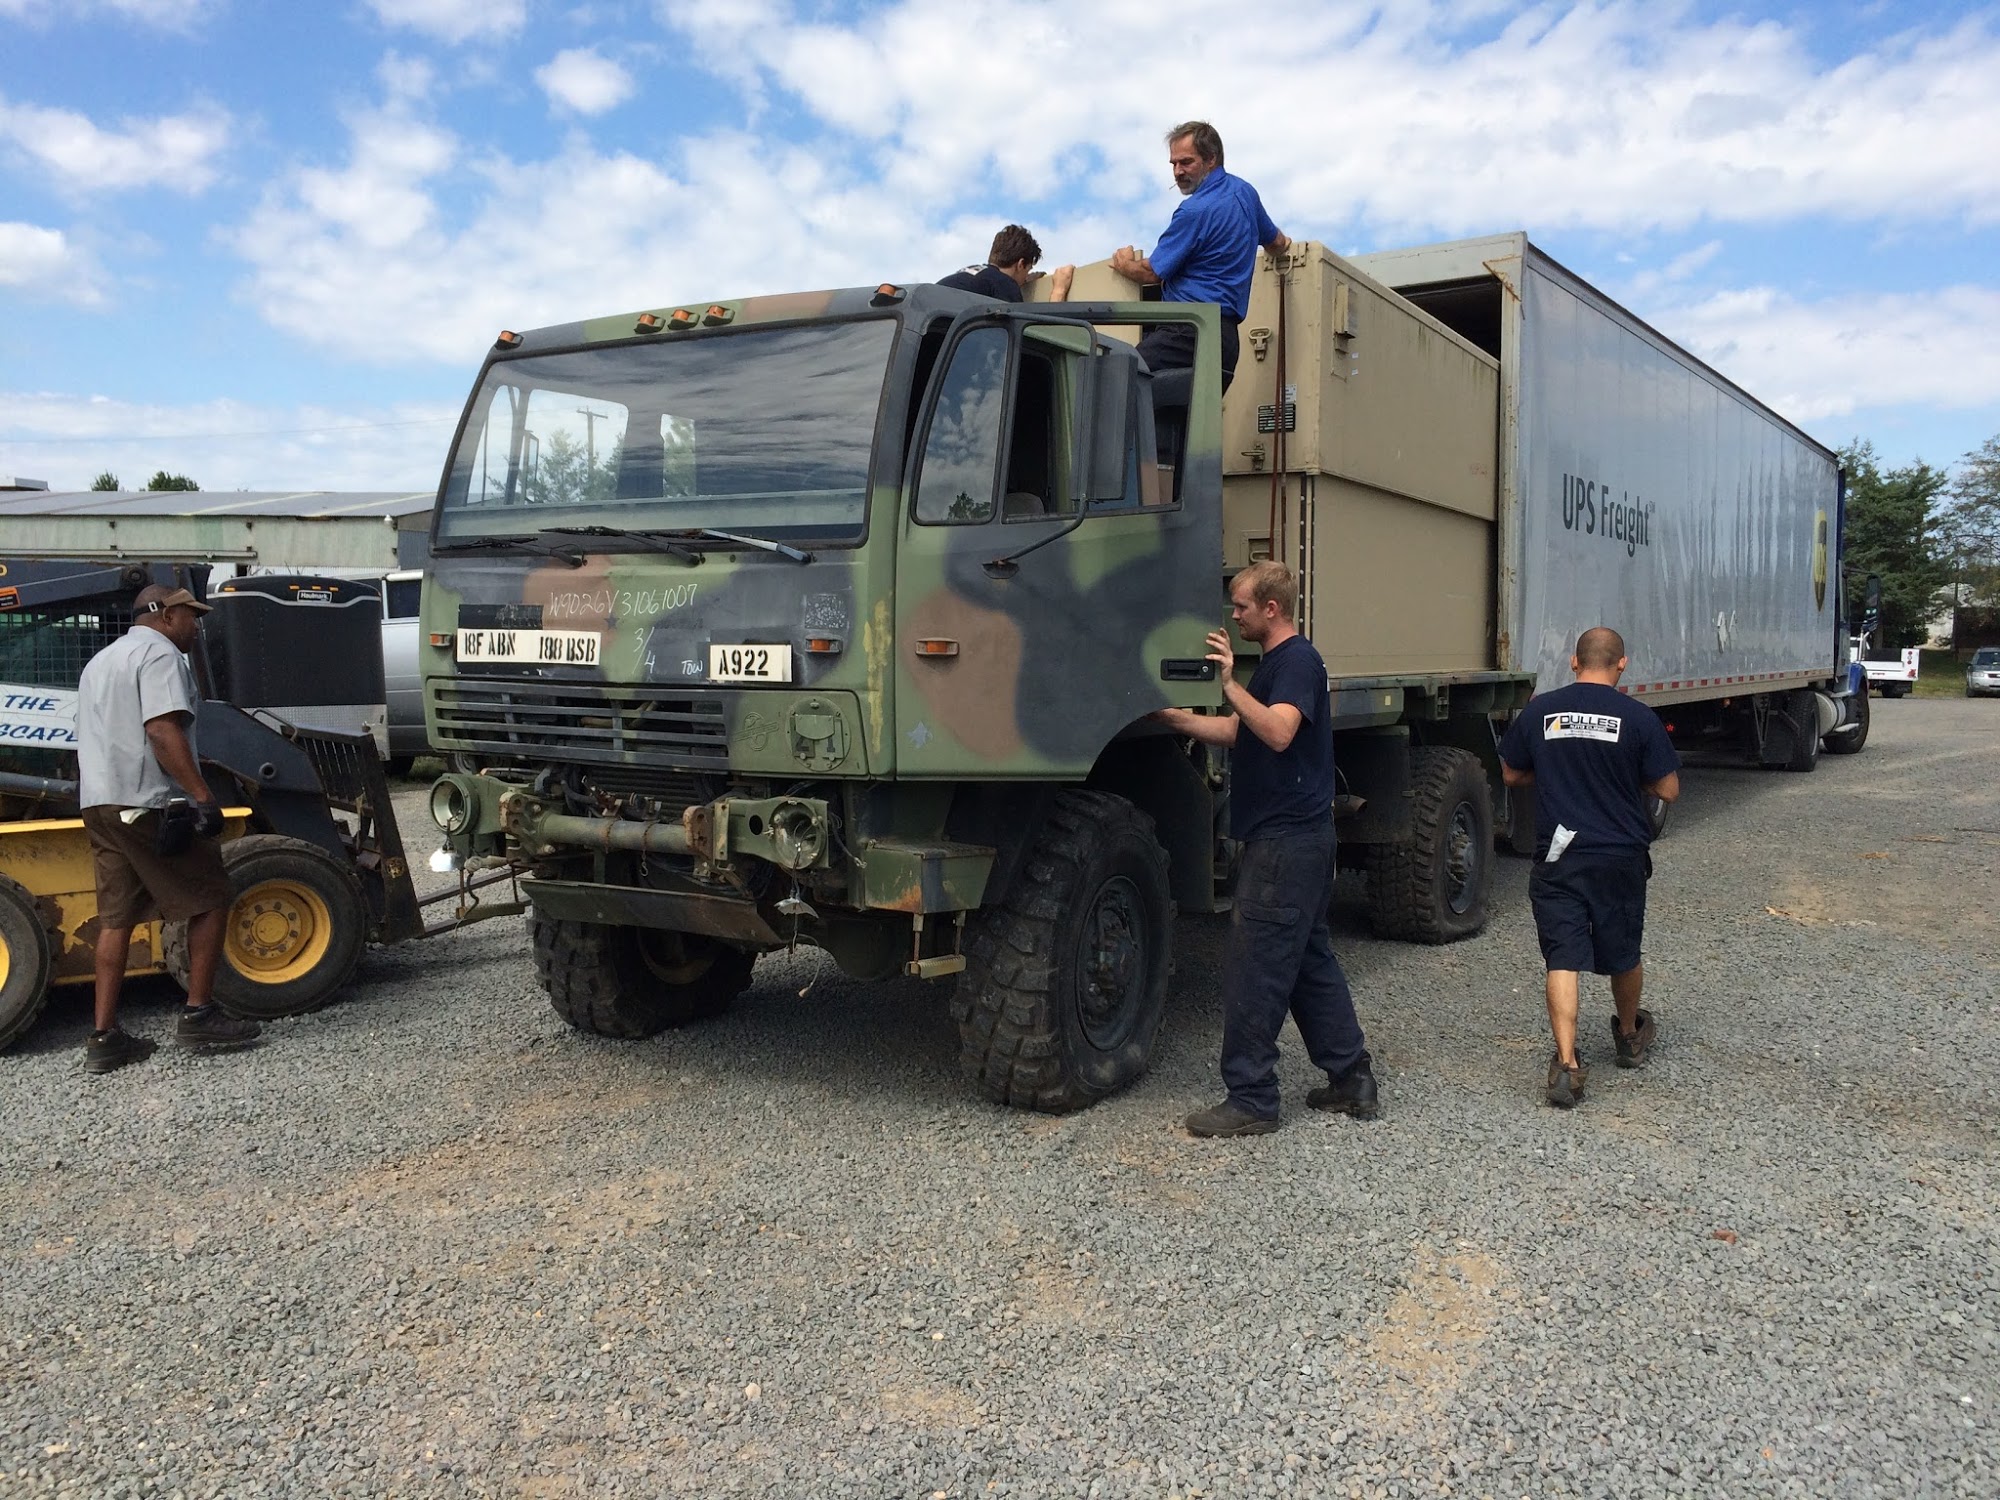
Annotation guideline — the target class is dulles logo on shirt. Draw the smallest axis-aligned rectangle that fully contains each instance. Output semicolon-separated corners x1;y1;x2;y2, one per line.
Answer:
1544;711;1623;743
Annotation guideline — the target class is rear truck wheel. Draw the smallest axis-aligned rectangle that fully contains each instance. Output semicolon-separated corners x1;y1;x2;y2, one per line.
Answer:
1824;680;1869;755
164;835;368;1019
531;916;753;1038
1366;747;1493;944
0;874;55;1051
952;790;1172;1113
1783;688;1821;772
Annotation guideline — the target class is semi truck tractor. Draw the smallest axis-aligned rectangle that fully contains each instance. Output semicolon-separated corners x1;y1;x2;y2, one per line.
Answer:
418;234;1860;1110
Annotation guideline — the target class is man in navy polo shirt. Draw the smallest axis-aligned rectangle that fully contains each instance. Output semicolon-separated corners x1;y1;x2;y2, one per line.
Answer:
1500;627;1681;1109
1110;120;1291;390
1153;561;1378;1136
938;224;1074;304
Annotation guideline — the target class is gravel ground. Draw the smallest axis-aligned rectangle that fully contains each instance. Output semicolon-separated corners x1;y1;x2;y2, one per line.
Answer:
3;698;1996;1499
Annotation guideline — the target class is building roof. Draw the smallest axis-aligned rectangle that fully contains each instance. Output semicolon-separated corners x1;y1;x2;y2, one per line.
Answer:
0;489;437;570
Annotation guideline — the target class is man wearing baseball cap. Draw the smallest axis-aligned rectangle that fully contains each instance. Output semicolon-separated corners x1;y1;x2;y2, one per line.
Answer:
75;582;260;1074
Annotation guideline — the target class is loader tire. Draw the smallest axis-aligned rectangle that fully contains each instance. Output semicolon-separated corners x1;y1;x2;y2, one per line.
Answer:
165;835;367;1019
952;790;1172;1113
1366;747;1493;944
0;874;54;1052
531;915;752;1039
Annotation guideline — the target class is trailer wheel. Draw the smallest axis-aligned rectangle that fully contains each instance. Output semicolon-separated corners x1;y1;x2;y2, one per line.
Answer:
1366;748;1493;944
0;874;55;1052
1823;681;1869;755
1782;688;1821;772
164;835;367;1019
952;790;1172;1113
531;915;753;1039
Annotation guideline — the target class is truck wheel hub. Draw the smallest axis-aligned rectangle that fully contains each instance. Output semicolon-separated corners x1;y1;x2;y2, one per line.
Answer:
1078;876;1144;1047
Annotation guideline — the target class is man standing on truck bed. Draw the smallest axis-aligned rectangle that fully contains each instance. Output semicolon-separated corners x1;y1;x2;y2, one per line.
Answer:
75;584;260;1074
1153;561;1379;1136
1499;627;1680;1109
938;224;1074;303
1109;120;1290;390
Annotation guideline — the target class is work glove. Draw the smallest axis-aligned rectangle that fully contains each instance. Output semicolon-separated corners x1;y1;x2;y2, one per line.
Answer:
192;800;225;839
156;798;196;857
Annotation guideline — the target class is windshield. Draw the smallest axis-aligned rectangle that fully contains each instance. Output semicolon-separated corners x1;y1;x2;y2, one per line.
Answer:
1974;649;2000;666
436;319;895;545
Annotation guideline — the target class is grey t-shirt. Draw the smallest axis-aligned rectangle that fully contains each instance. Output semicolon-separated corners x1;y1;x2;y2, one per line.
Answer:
76;628;200;810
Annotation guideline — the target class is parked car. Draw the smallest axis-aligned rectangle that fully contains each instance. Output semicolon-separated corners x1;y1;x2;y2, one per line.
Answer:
380;569;429;770
1968;647;2000;699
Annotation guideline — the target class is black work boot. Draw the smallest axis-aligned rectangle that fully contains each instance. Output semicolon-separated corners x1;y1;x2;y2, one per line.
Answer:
175;1005;262;1051
1307;1058;1381;1120
1183;1101;1281;1138
84;1028;158;1075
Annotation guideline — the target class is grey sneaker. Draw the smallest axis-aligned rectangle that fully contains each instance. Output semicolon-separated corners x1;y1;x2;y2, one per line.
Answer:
1613;1009;1658;1068
175;1005;261;1051
1184;1101;1281;1138
1546;1055;1588;1109
84;1028;157;1075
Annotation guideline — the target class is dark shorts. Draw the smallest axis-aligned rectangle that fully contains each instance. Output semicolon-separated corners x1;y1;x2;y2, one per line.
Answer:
1528;849;1650;976
81;806;232;929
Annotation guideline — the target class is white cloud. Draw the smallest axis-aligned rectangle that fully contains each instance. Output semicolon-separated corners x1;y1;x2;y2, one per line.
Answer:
536;48;636;116
0;390;462;493
659;0;2000;237
363;0;526;45
0;221;103;304
1659;285;2000;423
0;0;213;25
0;96;230;194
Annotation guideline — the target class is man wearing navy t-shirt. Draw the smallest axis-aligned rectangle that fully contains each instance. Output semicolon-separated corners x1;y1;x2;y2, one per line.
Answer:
1153;561;1378;1137
1110;121;1291;390
1499;627;1681;1109
938;224;1074;304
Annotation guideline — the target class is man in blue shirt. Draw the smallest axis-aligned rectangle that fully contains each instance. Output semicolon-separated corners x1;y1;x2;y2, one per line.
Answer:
1499;627;1681;1108
1153;562;1377;1136
1110;121;1291;390
938;224;1074;304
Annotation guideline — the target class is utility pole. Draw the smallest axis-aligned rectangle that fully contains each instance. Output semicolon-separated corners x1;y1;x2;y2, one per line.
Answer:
576;407;609;469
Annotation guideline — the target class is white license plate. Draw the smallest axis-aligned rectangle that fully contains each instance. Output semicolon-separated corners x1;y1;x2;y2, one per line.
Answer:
707;643;792;683
456;628;601;666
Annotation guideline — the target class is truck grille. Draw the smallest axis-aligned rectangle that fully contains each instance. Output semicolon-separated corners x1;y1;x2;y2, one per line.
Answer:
428;679;729;768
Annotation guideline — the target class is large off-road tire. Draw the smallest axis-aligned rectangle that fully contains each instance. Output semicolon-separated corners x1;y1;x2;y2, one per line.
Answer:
952;790;1172;1113
1823;681;1869;755
1366;747;1494;944
0;874;55;1052
165;835;368;1019
531;915;753;1039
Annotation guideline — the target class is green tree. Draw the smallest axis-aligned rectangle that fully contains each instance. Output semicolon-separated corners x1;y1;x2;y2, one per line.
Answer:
89;471;120;491
1839;439;1949;649
145;470;200;492
519;430;615;508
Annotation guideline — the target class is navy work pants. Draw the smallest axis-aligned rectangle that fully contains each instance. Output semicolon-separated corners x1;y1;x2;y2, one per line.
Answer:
1221;824;1369;1118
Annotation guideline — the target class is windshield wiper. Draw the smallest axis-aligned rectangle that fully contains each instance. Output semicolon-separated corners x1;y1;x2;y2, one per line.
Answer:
433;534;585;568
663;527;815;565
540;525;703;565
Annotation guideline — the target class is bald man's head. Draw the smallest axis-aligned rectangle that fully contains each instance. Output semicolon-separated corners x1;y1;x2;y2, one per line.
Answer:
1575;627;1626;670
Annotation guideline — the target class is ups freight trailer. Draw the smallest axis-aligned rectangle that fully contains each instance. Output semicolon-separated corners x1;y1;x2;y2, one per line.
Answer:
1351;233;1864;770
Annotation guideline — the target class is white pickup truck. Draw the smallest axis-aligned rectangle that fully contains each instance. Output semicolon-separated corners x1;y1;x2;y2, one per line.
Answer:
1853;642;1920;698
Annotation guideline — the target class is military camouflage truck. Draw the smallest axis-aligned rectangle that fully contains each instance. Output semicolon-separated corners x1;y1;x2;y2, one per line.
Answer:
421;254;1534;1111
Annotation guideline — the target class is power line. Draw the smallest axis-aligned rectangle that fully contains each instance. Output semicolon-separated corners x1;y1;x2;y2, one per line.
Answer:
0;416;458;445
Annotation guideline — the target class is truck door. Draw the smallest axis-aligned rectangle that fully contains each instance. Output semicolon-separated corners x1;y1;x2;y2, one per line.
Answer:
892;312;1220;777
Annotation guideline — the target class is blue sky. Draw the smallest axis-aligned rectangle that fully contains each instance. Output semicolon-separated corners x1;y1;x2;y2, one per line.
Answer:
2;0;1997;492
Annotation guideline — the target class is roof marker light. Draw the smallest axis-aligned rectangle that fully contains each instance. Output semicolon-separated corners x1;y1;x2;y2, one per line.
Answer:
635;312;664;334
871;284;906;306
495;330;523;349
668;308;699;330
702;304;734;326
